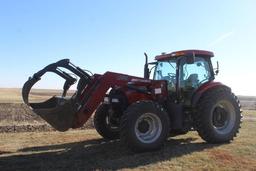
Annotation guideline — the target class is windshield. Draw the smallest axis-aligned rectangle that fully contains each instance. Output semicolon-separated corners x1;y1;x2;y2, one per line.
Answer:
154;60;177;91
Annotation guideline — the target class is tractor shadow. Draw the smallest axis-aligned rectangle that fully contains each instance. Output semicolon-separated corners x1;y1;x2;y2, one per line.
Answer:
0;136;220;171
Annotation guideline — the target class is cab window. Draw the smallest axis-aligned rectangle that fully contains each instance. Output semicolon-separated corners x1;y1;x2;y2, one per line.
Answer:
180;57;212;90
154;60;177;91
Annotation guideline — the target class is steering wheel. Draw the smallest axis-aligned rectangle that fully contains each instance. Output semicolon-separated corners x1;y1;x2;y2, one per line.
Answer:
168;73;176;80
168;73;175;76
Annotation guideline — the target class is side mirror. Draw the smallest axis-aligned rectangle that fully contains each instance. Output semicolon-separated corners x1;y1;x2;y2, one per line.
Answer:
144;53;150;79
214;61;219;75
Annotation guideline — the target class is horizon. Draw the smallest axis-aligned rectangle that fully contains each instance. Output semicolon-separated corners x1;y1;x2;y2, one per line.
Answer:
0;88;255;97
1;1;256;96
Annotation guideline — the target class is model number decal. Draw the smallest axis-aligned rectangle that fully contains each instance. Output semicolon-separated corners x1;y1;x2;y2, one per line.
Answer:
154;88;162;94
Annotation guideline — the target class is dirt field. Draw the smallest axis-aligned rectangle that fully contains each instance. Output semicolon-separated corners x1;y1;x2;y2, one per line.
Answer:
239;95;256;110
0;88;93;133
0;88;256;170
0;102;93;133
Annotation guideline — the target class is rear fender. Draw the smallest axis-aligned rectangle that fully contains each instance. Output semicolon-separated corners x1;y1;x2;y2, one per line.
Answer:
191;81;231;107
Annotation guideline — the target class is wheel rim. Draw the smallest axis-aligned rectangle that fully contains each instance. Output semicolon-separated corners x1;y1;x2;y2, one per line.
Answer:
105;114;119;131
135;113;162;144
211;100;236;135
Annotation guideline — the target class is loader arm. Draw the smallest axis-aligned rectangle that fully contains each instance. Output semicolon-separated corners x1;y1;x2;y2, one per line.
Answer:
73;72;148;128
22;59;151;131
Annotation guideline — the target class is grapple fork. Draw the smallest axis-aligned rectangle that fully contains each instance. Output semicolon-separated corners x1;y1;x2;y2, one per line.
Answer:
22;59;91;131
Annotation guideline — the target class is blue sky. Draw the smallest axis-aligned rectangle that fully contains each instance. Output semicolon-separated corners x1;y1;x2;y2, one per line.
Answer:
0;0;255;95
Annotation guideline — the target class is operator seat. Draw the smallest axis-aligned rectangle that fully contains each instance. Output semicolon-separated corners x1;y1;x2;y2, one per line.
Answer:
185;74;199;88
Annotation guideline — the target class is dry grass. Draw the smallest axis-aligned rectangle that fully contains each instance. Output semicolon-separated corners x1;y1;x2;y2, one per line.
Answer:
0;88;23;103
0;121;255;171
0;88;59;103
243;110;256;117
0;88;75;103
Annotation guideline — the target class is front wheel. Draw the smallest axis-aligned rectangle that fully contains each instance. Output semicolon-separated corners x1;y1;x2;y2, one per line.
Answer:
120;101;170;152
93;104;119;140
194;87;242;143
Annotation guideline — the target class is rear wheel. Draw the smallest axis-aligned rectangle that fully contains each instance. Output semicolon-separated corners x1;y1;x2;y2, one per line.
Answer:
194;87;242;143
120;101;170;152
93;104;119;140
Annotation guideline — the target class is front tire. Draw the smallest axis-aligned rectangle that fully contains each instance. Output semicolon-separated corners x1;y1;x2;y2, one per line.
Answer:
93;104;119;140
194;87;242;143
120;101;170;152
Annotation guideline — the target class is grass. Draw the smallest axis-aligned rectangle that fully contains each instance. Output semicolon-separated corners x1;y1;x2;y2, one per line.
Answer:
0;120;256;171
243;110;256;117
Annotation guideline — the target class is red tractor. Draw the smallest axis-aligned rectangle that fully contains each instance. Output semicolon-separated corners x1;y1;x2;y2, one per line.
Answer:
22;50;242;152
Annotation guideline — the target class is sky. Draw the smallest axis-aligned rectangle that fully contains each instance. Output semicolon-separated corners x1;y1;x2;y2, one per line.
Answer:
0;0;255;95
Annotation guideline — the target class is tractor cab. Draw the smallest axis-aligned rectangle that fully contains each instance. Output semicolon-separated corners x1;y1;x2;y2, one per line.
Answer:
152;50;215;105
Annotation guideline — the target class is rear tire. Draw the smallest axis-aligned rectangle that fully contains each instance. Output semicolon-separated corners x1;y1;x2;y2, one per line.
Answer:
194;87;242;143
120;101;170;152
94;104;119;140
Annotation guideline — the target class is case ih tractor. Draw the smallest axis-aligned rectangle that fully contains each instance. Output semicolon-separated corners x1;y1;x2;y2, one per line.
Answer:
22;50;242;152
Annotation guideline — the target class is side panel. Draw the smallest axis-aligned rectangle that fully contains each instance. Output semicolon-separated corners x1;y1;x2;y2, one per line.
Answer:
123;80;167;105
125;90;153;104
191;81;231;107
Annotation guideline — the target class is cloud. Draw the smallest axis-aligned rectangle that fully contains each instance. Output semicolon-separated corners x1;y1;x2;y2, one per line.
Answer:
208;31;235;47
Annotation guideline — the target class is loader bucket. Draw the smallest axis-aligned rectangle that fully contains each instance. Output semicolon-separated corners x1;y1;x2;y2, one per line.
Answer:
22;59;91;131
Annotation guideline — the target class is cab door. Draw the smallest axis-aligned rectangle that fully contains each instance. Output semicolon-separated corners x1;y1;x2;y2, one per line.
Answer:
178;56;214;105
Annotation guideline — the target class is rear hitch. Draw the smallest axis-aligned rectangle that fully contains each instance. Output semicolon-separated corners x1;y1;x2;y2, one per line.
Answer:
22;59;92;131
